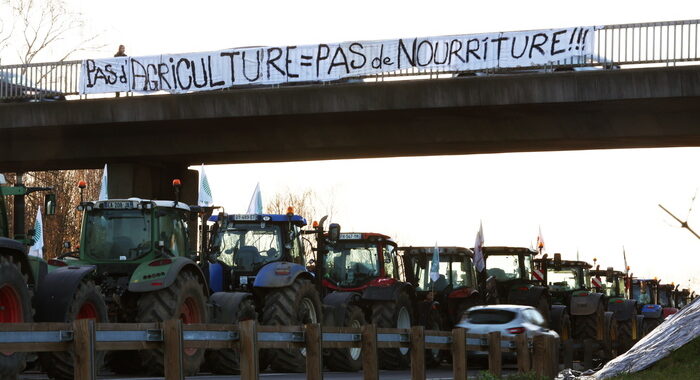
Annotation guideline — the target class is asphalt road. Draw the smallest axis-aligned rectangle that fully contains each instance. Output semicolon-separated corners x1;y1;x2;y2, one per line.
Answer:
19;363;516;379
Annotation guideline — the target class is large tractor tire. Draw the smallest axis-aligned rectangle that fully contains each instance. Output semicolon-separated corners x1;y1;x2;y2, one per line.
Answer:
0;256;32;378
261;277;322;373
617;318;634;353
573;301;605;341
371;292;412;370
643;318;661;336
39;280;108;380
559;312;572;342
602;312;618;360
324;304;365;372
206;295;256;374
137;271;208;376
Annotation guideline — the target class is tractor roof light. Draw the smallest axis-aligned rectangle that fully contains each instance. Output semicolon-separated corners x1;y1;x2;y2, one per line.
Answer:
286;206;294;216
172;179;182;187
78;180;87;189
312;221;319;228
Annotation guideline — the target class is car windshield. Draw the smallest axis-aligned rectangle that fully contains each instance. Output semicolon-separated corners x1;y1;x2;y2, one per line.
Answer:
83;209;152;261
548;267;583;291
413;254;474;292
323;242;380;288
467;309;516;324
486;254;522;281
215;224;283;271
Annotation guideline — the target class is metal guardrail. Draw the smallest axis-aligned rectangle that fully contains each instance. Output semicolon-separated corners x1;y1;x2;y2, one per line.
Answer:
0;320;561;380
1;19;697;101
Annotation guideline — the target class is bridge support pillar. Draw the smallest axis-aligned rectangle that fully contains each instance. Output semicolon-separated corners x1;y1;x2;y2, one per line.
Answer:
107;163;197;205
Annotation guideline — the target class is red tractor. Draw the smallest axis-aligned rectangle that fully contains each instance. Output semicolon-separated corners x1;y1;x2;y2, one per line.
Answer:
314;230;414;371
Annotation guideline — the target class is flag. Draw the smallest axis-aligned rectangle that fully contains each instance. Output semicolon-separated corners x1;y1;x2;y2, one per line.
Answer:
28;207;44;258
623;246;628;274
247;183;262;214
536;226;545;253
198;164;214;207
430;242;441;282
474;221;485;272
98;164;108;201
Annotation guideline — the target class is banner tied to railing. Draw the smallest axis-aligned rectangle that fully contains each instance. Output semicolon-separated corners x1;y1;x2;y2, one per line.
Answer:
80;26;595;94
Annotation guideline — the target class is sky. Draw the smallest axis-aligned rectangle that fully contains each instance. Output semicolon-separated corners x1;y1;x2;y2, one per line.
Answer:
6;1;700;289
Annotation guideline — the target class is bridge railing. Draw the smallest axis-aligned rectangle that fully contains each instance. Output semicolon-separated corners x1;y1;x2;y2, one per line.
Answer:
0;19;698;101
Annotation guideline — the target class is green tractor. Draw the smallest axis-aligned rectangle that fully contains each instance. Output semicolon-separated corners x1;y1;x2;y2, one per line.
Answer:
45;180;209;376
0;173;55;378
536;255;618;360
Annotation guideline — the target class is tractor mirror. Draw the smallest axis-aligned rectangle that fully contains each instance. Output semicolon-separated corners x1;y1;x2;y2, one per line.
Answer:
63;241;71;249
44;194;56;215
328;223;341;242
606;267;614;282
553;253;562;271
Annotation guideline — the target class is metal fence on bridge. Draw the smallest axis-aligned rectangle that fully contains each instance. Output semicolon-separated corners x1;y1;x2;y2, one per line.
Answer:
0;19;698;101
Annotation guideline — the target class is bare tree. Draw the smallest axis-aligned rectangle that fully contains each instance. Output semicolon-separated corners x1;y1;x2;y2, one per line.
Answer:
3;170;102;259
1;0;103;64
265;187;338;225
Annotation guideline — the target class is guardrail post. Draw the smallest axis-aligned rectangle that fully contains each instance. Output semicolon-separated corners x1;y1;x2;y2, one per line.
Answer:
451;328;467;380
533;334;545;377
596;312;604;341
361;324;378;380
73;319;96;380
548;336;560;378
488;331;502;377
240;320;259;380
563;339;574;369
305;323;323;380
410;326;425;380
515;332;530;372
163;319;184;380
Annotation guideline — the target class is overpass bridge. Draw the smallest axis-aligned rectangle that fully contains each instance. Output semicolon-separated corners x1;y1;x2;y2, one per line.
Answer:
0;19;699;202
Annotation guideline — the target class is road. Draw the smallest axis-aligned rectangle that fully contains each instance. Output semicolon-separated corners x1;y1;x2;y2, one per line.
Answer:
19;364;517;379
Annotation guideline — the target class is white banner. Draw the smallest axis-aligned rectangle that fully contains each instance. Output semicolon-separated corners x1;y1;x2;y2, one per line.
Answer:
80;26;595;94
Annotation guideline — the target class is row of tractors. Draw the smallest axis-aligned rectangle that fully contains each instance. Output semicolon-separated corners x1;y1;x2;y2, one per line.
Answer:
0;174;696;378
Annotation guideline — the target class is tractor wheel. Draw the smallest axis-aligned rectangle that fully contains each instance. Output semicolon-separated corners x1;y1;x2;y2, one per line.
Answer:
0;256;32;378
105;351;143;375
371;292;412;370
424;308;442;368
603;312;618;360
137;271;208;376
261;277;322;373
206;295;256;374
325;304;365;372
617;318;634;353
643;318;661;335
559;312;572;342
573;301;604;341
39;280;108;380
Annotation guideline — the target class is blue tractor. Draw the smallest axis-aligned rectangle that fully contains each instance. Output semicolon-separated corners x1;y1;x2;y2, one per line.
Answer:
203;208;322;373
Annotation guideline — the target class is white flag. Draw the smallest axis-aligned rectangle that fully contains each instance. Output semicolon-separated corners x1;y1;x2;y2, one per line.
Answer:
198;164;214;207
474;221;485;272
246;183;262;214
28;207;44;258
430;243;441;282
537;226;545;253
98;164;108;201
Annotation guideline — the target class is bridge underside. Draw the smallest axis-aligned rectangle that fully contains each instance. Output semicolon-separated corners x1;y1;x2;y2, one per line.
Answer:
1;66;699;199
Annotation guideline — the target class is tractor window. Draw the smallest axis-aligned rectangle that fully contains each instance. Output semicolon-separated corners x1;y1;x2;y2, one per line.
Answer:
83;209;152;261
547;269;580;291
288;226;304;265
157;210;188;256
215;223;282;272
485;255;521;281
659;290;670;307
632;283;652;305
383;244;398;279
452;256;475;288
323;242;379;288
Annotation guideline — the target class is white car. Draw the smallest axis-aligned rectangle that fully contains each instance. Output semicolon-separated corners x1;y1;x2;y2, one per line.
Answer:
456;304;559;352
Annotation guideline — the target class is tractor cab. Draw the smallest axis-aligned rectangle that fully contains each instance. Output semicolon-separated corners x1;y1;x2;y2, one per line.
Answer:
399;246;480;325
630;278;659;307
534;255;591;307
321;232;401;291
657;283;679;318
674;288;692;309
206;211;307;292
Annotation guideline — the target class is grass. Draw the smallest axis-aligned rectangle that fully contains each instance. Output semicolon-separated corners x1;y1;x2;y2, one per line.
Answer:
608;337;700;380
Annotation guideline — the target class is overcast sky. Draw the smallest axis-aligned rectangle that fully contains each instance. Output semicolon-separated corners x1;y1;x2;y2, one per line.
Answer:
43;1;700;290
